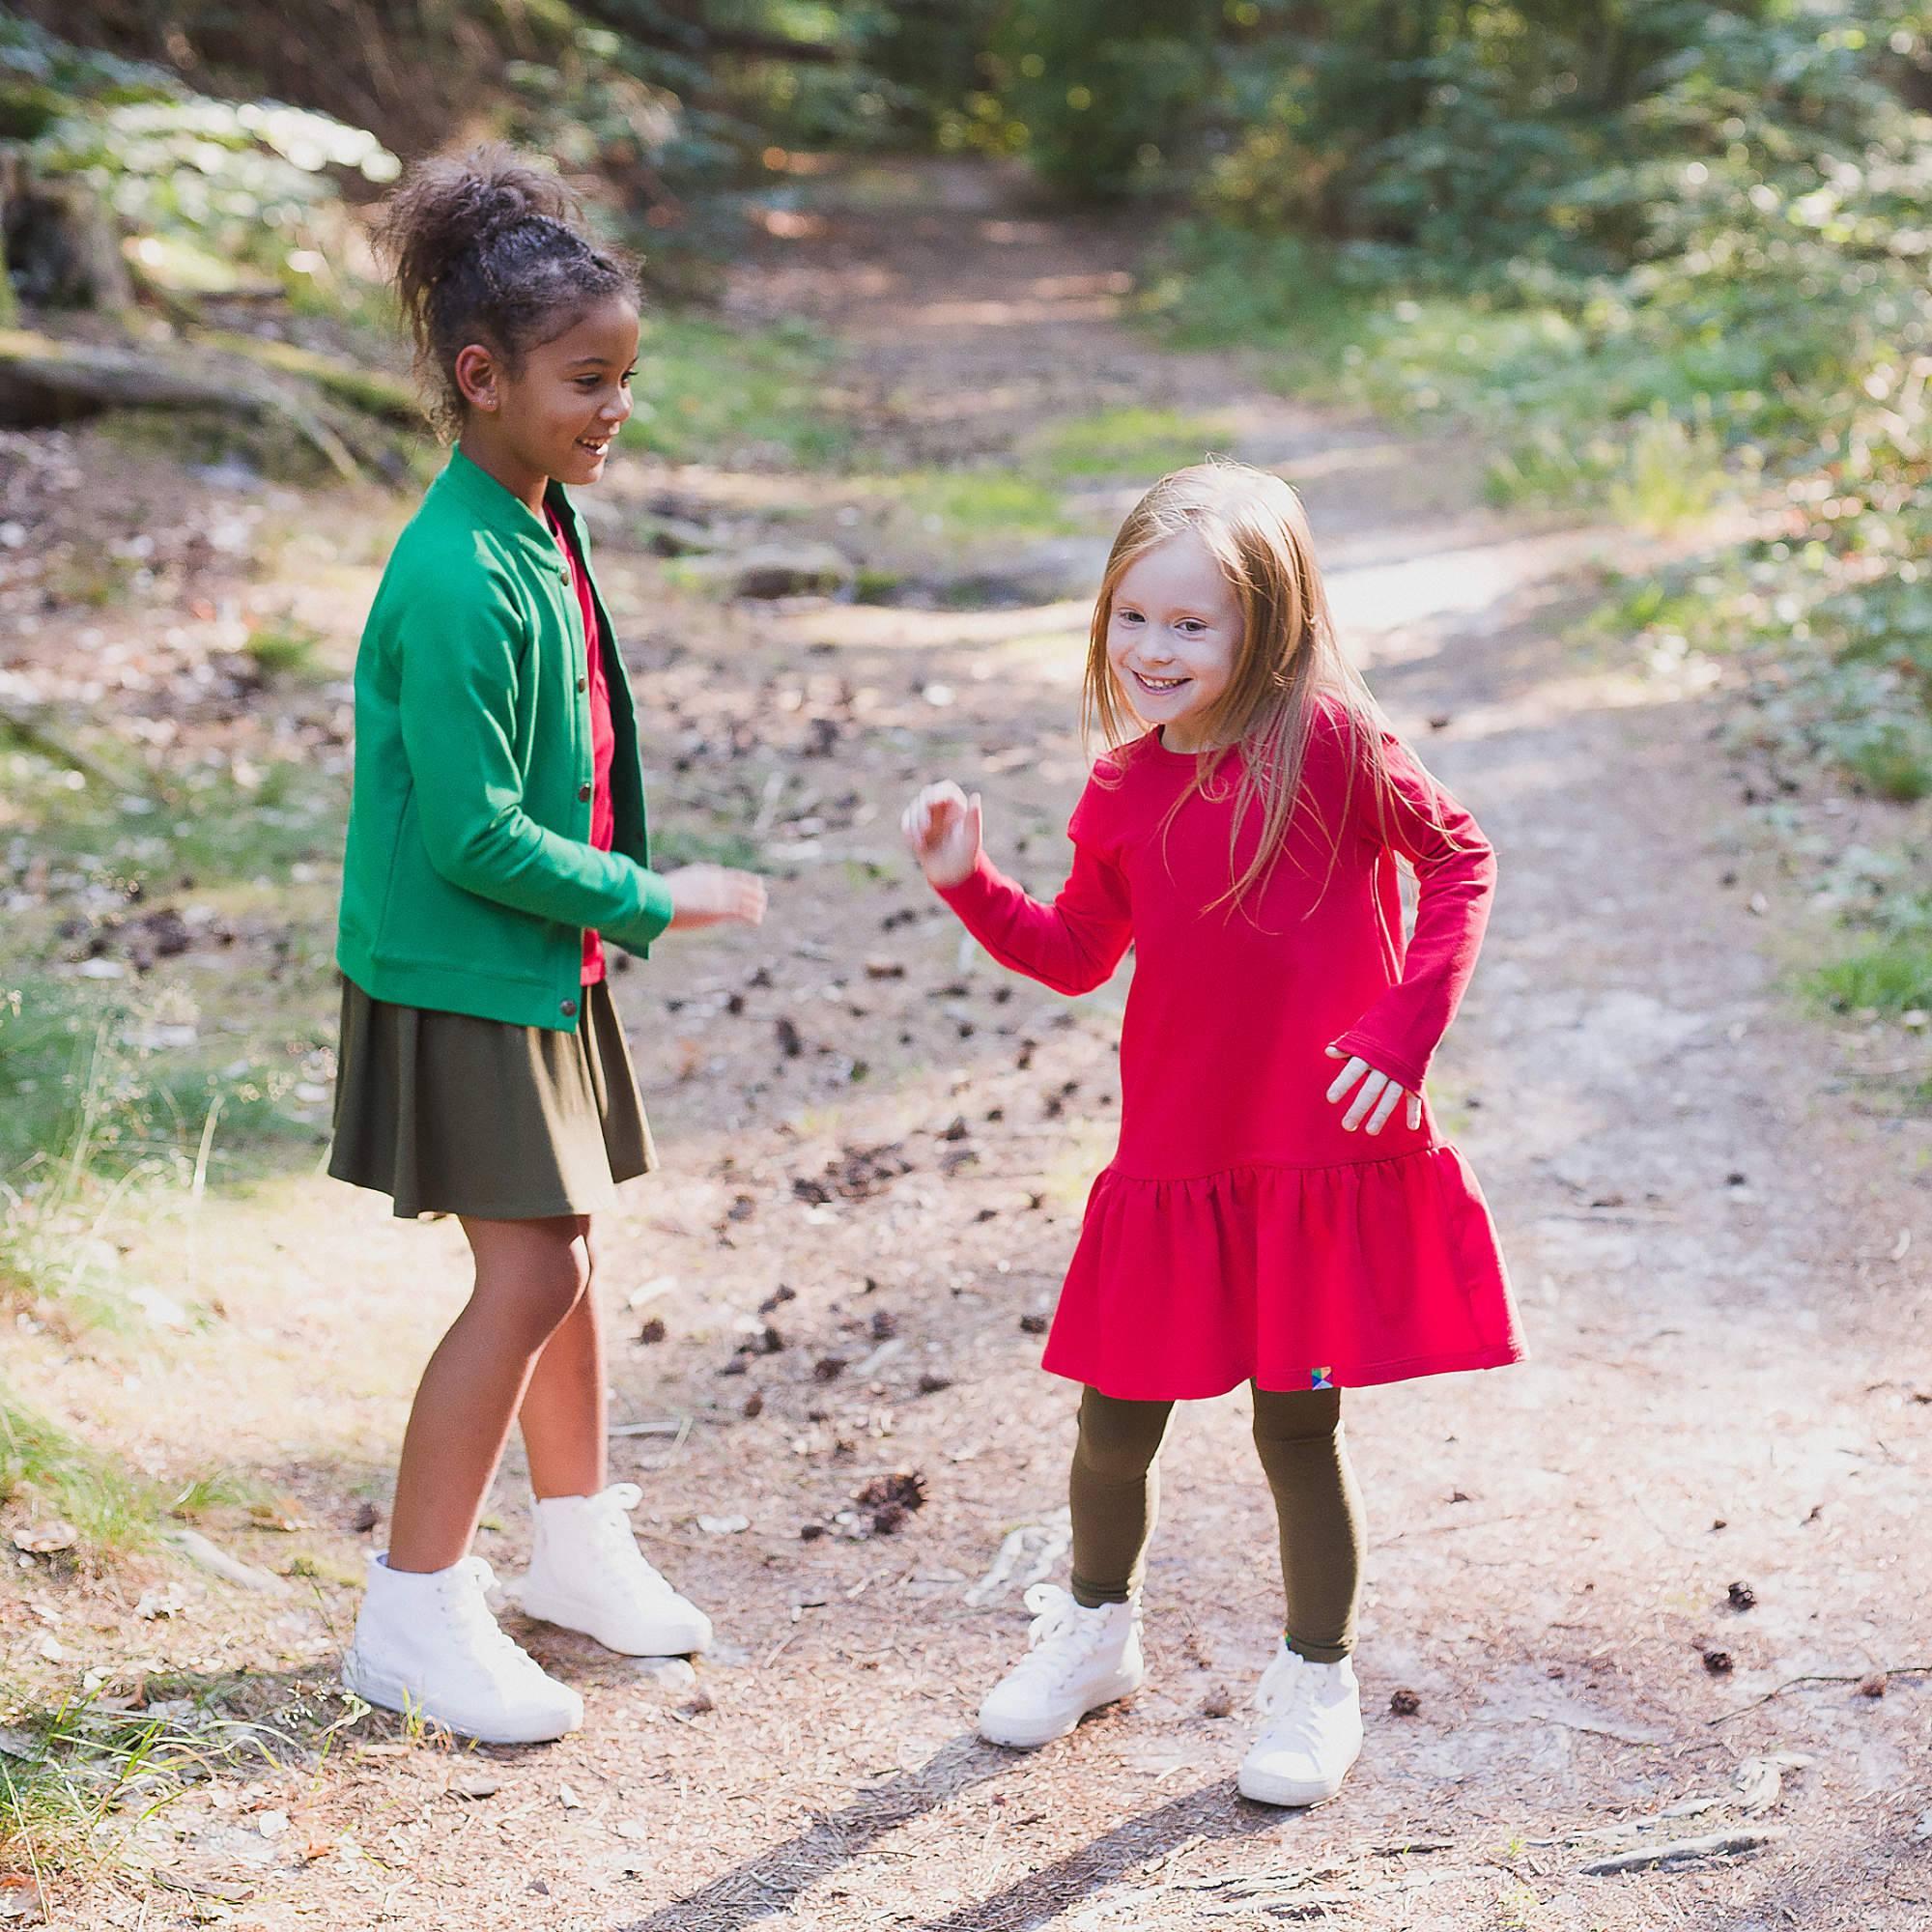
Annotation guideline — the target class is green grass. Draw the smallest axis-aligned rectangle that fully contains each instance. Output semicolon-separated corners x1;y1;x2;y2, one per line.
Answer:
3;742;344;894
242;618;327;681
890;469;1081;539
1839;724;1932;805
0;1387;156;1557
0;972;331;1334
624;314;852;469
0;1691;185;1902
1023;407;1230;480
0;1669;371;1901
1808;936;1932;1018
1145;223;1744;527
1604;403;1729;535
166;1466;285;1526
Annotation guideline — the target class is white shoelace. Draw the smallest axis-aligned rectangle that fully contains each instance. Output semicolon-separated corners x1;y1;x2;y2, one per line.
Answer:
444;1557;551;1681
583;1484;679;1602
1001;1584;1117;1694
1252;1648;1330;1748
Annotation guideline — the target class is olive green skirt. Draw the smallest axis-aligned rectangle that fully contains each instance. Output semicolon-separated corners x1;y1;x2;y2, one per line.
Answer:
327;977;657;1221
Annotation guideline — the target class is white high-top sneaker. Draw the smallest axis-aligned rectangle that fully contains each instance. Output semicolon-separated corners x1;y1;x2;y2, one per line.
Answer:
1236;1644;1363;1806
506;1483;712;1657
976;1583;1145;1748
341;1552;582;1746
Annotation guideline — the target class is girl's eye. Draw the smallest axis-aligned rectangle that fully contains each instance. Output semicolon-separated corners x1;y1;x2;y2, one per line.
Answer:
1117;609;1144;625
1177;620;1205;636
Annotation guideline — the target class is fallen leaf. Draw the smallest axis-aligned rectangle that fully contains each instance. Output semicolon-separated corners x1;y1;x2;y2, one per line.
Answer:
0;1875;45;1922
11;1520;77;1555
696;1514;750;1535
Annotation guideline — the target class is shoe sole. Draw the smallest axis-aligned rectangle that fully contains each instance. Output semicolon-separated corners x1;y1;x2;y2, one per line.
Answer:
511;1583;711;1659
1236;1745;1361;1808
341;1655;582;1747
976;1662;1146;1750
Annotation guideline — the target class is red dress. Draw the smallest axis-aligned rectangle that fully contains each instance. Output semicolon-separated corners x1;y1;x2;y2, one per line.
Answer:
938;701;1521;1399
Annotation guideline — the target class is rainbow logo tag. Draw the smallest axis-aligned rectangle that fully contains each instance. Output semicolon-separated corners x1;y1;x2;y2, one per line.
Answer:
1309;1367;1334;1390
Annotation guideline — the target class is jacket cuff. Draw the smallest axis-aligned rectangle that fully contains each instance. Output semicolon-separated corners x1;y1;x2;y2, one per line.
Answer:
634;867;676;947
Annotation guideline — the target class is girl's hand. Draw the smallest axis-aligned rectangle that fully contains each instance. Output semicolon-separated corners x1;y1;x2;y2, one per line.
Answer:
665;864;767;931
1323;1045;1423;1135
900;781;982;890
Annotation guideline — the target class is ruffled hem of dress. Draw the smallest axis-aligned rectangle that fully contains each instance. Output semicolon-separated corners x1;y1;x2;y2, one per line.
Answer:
1040;1143;1522;1398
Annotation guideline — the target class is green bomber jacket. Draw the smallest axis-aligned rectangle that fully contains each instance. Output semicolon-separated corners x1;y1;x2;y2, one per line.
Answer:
335;443;673;1030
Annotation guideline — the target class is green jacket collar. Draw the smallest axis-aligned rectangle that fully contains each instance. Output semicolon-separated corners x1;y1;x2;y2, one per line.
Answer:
438;443;587;556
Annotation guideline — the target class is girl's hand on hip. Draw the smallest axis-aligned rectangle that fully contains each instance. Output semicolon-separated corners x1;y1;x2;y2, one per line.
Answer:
665;864;768;931
1323;1045;1423;1135
900;781;982;890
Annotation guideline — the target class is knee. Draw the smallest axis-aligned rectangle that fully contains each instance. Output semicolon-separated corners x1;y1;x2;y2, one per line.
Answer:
512;1238;592;1346
1074;1399;1164;1487
1252;1386;1342;1450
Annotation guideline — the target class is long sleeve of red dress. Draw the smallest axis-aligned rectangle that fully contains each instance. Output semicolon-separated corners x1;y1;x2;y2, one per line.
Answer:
936;842;1133;997
1324;729;1496;1095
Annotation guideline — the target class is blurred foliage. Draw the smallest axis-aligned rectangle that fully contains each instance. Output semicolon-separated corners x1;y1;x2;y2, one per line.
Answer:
2;17;398;309
1120;4;1932;832
5;0;1924;858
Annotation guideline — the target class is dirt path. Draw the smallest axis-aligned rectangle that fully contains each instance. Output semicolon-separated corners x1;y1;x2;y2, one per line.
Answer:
25;159;1931;1930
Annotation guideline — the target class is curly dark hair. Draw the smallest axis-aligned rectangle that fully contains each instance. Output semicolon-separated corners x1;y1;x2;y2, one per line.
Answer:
378;145;640;437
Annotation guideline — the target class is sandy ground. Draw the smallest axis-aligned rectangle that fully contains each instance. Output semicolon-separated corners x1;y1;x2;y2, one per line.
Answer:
7;158;1930;1930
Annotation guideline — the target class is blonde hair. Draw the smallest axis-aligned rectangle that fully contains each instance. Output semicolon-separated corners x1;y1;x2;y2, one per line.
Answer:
1080;459;1395;915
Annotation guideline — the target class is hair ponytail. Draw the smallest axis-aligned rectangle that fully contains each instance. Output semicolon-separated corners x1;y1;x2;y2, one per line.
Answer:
377;144;639;435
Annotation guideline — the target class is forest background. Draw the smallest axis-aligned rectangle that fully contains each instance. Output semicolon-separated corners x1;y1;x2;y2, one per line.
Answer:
1;0;1929;1922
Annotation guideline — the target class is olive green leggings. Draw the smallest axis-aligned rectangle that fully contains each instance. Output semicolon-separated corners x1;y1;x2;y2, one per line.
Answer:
1067;1383;1364;1662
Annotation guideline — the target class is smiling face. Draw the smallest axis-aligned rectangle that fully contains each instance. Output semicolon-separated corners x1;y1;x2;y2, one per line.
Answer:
453;294;640;509
1104;528;1245;753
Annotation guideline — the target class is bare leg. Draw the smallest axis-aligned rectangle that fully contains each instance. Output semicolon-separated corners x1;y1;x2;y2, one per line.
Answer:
385;1214;589;1573
519;1217;608;1500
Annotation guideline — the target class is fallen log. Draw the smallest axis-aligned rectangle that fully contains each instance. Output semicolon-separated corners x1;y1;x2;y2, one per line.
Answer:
0;328;412;482
0;328;259;425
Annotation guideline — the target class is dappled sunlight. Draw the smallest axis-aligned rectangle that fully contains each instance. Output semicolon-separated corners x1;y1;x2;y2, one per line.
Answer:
765;598;1090;653
904;291;1126;329
1325;524;1614;641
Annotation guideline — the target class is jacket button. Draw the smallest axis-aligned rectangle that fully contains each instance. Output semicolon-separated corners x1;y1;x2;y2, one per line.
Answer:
560;998;578;1018
559;562;571;582
576;675;587;693
578;781;592;802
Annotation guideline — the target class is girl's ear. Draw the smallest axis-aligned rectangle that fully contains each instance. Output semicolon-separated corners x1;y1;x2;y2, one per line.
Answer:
453;343;501;413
